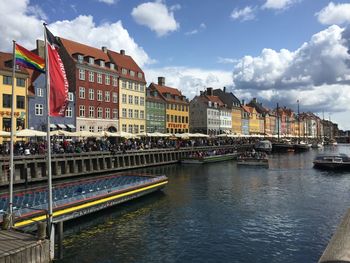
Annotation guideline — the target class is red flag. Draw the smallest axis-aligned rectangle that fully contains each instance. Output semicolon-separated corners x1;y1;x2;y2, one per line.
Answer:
46;27;68;116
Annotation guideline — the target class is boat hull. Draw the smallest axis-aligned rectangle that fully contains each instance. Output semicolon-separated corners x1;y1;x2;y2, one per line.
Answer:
313;161;350;170
181;153;236;164
237;159;269;168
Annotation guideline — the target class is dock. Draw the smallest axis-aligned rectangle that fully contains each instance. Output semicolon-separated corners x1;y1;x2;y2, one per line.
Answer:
0;229;49;263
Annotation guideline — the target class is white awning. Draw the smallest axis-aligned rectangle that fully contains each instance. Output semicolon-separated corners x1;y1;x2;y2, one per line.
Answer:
57;124;66;129
66;124;75;129
50;124;57;128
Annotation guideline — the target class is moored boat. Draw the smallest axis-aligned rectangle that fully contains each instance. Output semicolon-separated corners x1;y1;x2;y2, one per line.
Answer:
313;153;350;170
254;140;272;153
294;141;312;151
236;157;269;168
181;153;237;164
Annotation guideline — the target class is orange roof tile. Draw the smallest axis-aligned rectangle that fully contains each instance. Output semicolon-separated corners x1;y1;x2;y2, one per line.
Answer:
242;105;254;113
0;52;28;75
205;95;224;106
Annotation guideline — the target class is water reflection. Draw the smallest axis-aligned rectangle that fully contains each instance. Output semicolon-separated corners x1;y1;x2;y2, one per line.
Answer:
59;145;350;263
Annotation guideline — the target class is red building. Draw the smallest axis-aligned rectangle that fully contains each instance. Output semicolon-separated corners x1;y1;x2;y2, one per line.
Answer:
59;38;119;132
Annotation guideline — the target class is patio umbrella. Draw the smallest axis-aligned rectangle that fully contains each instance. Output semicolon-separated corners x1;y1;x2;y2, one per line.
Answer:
0;131;10;137
50;130;75;136
15;129;47;137
74;130;104;138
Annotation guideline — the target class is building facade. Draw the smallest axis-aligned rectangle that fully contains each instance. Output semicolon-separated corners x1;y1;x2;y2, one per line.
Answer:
0;52;28;141
150;77;189;134
146;86;166;133
59;38;119;133
107;49;146;134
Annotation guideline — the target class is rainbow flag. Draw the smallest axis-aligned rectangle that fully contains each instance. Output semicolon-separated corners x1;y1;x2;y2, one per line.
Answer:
15;44;45;73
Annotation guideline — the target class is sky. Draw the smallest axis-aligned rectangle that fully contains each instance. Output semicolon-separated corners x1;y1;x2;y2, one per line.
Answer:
1;0;350;129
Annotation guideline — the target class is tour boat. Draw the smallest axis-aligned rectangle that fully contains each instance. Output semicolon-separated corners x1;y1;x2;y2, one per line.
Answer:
181;153;237;164
254;140;272;153
294;141;312;151
313;153;350;170
236;157;269;168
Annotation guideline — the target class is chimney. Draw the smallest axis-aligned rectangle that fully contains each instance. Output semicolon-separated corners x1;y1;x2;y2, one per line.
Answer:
223;86;226;93
241;100;245;105
102;46;108;53
200;91;203;95
120;49;125;55
207;87;213;96
36;39;45;58
158;76;165;86
253;98;257;103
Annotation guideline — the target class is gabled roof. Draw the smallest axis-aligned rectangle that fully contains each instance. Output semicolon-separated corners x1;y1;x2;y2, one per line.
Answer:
247;100;269;114
242;105;255;114
205;95;225;106
150;83;188;104
0;52;28;75
107;50;145;83
213;88;241;107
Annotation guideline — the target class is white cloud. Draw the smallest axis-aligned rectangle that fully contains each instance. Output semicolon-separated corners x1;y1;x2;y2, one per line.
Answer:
262;0;298;10
98;0;116;4
0;0;152;67
185;23;206;36
231;6;256;22
217;57;238;64
145;67;232;99
231;25;350;120
316;2;350;25
131;1;179;37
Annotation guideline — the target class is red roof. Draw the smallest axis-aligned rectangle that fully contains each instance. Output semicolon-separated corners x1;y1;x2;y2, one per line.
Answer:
150;83;188;104
242;105;254;113
0;52;28;75
107;50;145;83
205;95;224;106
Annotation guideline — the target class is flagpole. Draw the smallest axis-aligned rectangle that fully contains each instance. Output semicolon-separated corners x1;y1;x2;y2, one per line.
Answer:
44;24;53;230
8;40;16;226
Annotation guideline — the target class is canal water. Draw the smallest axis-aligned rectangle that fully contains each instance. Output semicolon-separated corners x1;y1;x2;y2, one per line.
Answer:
59;145;350;263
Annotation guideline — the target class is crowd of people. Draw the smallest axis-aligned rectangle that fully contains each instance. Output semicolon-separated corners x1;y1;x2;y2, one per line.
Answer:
0;137;262;156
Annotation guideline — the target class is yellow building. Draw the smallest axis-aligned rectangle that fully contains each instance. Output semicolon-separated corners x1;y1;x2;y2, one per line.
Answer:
150;77;189;134
243;105;259;134
0;52;28;142
107;50;146;133
232;108;242;134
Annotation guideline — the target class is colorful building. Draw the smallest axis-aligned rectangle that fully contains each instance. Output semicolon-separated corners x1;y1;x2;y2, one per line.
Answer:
242;105;259;135
150;77;189;134
107;49;146;134
213;87;242;134
0;52;28;141
241;106;250;135
146;86;166;133
59;38;119;133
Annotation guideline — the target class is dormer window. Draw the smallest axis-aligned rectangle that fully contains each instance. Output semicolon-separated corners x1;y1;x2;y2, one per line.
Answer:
110;63;115;70
122;68;127;75
89;57;94;64
138;72;143;79
208;101;212;107
100;60;105;67
214;102;217;108
78;55;84;63
130;70;135;77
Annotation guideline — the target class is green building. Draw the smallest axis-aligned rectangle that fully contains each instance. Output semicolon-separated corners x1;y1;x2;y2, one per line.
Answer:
146;86;166;133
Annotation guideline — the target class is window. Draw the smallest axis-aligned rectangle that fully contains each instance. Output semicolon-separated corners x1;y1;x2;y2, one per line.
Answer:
122;94;127;103
16;78;25;87
89;89;94;100
97;126;103;132
122;80;126;89
79;69;85;80
105;108;110;119
79;87;85;99
122;124;127;132
37;88;44;97
89;57;94;64
78;55;83;63
134;96;139;105
122;68;127;75
68;92;74;101
97;107;102;118
138;72;143;79
79;125;85;131
89;126;94;132
140;110;144;119
128;109;133;118
134;125;139;133
128;95;133;104
140;97;145;106
130;70;135;77
128;82;132;90
97;73;102;84
79;105;85;117
140;125;145;132
16;96;25;109
3;94;11;108
112;77;118;87
110;63;115;70
35;104;43;115
3;76;12;85
97;90;102;101
140;84;145;92
66;107;73;117
122;108;127;118
134;83;139;91
112;92;118;103
100;61;105;67
105;91;110;102
89;71;94;82
134;109;139;119
128;125;133;133
105;75;110;85
113;109;118;119
89;106;94;118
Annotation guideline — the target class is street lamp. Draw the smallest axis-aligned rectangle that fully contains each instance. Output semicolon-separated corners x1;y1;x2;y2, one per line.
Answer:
297;100;300;144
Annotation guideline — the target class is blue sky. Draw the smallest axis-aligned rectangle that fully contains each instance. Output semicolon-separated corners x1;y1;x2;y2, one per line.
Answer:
1;0;350;129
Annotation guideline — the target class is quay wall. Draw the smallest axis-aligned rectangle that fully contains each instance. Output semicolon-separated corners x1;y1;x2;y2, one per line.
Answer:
0;145;251;186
